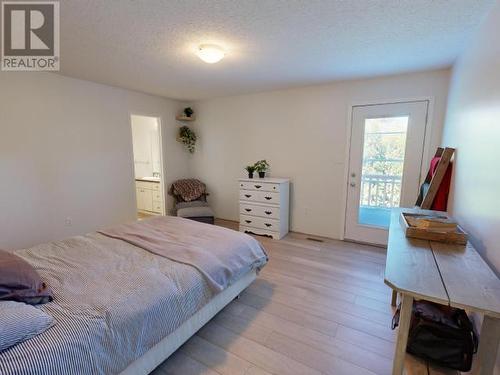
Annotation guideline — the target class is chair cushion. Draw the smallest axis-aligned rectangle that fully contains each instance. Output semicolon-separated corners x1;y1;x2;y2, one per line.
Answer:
176;201;209;209
177;206;214;218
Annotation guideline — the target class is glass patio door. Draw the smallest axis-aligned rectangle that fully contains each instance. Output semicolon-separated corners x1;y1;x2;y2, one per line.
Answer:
344;101;428;245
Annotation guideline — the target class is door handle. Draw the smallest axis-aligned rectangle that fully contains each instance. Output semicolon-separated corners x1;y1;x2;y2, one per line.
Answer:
245;194;252;198
245;220;252;224
265;223;272;227
245;208;252;212
254;185;262;189
264;196;272;200
264;211;272;215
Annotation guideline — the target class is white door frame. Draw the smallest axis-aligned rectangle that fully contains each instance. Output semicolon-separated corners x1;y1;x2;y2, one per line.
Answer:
339;97;436;242
129;112;166;216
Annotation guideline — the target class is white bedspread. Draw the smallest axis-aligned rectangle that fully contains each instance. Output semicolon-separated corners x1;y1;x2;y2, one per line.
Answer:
99;216;268;293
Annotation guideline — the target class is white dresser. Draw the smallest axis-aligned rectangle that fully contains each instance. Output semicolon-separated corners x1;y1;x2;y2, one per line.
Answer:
239;177;290;240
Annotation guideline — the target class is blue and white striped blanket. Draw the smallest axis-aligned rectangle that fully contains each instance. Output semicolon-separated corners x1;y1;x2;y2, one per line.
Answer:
0;229;264;374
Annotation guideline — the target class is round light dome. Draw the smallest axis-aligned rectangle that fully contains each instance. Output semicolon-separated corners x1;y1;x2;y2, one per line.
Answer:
196;44;225;64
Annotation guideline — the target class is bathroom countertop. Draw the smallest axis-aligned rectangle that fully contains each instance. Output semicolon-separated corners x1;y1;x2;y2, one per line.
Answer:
135;177;160;183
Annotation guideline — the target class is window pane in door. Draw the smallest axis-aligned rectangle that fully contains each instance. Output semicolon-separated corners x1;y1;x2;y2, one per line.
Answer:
358;116;409;228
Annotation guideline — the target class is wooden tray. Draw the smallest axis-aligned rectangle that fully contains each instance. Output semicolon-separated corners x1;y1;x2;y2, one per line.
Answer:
400;212;468;245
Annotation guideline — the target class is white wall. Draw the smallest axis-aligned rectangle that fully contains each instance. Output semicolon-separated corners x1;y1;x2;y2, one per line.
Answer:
0;72;188;250
190;69;450;239
442;1;500;274
0;68;452;247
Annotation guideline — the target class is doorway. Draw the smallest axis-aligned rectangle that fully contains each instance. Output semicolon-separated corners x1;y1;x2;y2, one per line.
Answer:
344;101;428;245
130;114;165;219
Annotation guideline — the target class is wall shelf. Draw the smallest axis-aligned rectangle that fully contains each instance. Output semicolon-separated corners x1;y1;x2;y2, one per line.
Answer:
176;115;196;121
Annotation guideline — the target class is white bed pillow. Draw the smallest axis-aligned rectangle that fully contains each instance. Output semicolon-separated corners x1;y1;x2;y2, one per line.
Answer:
0;301;54;352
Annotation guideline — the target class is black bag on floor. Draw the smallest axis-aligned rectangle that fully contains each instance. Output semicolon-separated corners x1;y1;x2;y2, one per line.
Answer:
392;300;478;371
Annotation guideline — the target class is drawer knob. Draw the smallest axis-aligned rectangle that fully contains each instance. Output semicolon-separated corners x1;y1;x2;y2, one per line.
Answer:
264;196;272;200
245;220;252;224
245;194;252;198
273;187;276;190
245;208;252;212
265;223;272;227
265;211;272;215
255;185;262;189
240;184;243;187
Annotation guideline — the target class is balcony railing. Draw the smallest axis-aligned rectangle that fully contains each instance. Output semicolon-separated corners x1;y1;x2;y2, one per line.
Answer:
360;174;402;208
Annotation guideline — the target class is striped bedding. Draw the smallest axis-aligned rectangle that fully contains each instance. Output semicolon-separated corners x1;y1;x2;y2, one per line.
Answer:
0;230;264;374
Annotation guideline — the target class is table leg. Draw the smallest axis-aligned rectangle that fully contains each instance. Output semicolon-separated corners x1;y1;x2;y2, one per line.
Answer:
391;290;398;307
392;294;413;375
474;315;500;375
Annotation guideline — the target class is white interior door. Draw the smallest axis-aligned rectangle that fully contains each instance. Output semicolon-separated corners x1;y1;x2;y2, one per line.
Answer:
344;101;428;245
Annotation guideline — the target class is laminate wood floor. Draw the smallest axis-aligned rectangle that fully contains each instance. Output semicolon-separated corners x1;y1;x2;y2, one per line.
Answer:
138;211;157;220
151;220;458;375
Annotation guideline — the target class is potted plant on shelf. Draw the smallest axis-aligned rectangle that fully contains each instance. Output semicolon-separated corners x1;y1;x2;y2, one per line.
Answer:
254;160;270;178
245;165;256;179
184;107;194;118
178;126;197;153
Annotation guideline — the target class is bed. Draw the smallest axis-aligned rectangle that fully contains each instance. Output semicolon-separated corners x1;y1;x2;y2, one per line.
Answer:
0;216;267;375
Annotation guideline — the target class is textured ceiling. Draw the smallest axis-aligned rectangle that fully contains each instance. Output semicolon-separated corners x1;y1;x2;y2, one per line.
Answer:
58;0;494;100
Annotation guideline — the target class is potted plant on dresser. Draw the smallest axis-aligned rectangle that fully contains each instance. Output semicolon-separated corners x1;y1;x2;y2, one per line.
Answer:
254;160;270;178
245;165;256;179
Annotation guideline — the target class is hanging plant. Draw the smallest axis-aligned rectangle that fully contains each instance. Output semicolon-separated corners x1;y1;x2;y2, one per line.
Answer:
178;126;197;153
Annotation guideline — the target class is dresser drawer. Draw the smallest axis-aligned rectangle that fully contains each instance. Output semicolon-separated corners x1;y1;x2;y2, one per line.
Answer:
240;225;279;240
239;190;280;204
239;181;280;192
240;203;280;219
240;214;280;232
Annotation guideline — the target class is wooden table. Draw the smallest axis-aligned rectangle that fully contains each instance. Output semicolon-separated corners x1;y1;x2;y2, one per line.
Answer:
385;208;500;375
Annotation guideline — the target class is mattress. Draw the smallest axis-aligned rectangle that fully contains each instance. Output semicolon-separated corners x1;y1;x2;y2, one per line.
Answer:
0;230;264;375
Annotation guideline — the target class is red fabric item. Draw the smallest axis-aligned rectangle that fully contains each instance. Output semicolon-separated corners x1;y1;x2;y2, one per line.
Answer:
428;156;453;211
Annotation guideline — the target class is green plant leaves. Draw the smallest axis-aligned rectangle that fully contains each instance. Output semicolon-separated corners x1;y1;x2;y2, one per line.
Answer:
253;159;270;172
179;126;196;153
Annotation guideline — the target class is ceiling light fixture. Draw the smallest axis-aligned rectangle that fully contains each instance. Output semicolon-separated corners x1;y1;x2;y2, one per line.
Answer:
197;44;225;64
